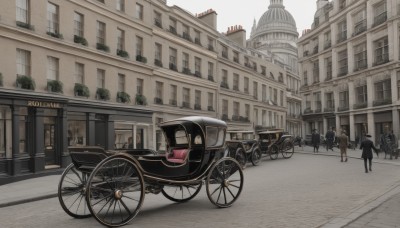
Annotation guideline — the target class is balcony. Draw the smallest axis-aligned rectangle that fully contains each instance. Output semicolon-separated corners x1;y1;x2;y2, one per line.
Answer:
373;12;387;27
221;51;228;59
182;67;191;75
16;21;34;30
324;41;331;50
194;71;201;78
303;51;309;57
325;72;332;81
208;75;214;82
207;106;214;111
304;108;313;114
232;115;240;121
117;49;129;58
324;107;335;113
221;114;229;121
314;108;322;113
194;104;201;110
169;99;177;106
169;63;177;71
373;99;392;107
169;26;177;35
354;59;367;71
154;59;163;67
233;85;239;91
182;32;192;42
154;19;162;28
337;31;347;43
181;101;191;109
374;54;389;66
338;67;348;77
208;44;214;51
337;106;349;112
194;38;202;46
353;102;367;109
220;81;229;89
313;46;319;54
154;97;163;105
353;20;367;36
136;55;147;63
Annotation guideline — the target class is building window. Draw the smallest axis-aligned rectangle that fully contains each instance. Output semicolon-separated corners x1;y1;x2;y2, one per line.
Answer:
137;78;143;95
273;88;277;104
221;45;228;58
303;71;308;86
233;51;239;63
182;24;191;41
96;21;106;45
155;43;162;64
116;0;125;12
97;69;105;88
233;74;239;91
354;42;367;71
208;62;214;78
170;85;177;105
74;12;84;37
339;91;349;109
375;80;391;101
305;94;311;109
154;11;162;28
194;57;201;76
313;61;319;83
373;1;387;27
169;17;177;34
194;30;201;45
253;82;258;99
118;74;125;92
182;88;190;107
233;102;239;118
47;56;59;80
195;90;201;109
337;20;347;43
208;37;214;51
244;77;249;93
314;92;321;111
325;92;334;109
117;28;125;51
324;31;331;49
16;0;29;24
353;10;366;36
374;36;389;65
75;63;84;84
356;85;367;104
325;57;332;80
208;92;214;110
245;104;250;119
47;2;59;34
280;90;284;106
262;85;267;102
0;107;11;158
19;108;28;154
338;49;348;77
135;3;143;20
156;81;163;100
222;100;228;117
136;36;143;56
169;48;177;70
16;49;31;76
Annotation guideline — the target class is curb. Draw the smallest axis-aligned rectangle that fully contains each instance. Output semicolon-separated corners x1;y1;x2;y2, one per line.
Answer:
0;193;57;208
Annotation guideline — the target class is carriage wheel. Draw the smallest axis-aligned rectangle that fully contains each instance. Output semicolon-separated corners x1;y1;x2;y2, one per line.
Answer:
250;148;262;166
58;163;91;219
206;158;243;208
86;155;145;227
282;141;294;159
162;183;202;203
235;148;247;169
269;144;279;160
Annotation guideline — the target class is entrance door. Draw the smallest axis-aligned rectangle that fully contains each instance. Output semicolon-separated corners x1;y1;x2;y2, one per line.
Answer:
44;123;56;166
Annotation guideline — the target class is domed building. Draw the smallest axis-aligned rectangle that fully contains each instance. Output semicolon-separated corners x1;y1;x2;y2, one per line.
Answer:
249;0;299;73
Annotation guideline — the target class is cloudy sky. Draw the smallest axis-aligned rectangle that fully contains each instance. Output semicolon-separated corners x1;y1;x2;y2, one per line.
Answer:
167;0;317;38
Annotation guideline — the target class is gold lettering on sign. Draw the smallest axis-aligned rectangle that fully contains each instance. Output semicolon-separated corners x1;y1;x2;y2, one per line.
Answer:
27;101;61;108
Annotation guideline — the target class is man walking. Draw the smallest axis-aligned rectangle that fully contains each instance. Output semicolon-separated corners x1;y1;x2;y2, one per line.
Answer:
360;134;378;173
338;130;348;162
311;129;320;153
325;127;335;151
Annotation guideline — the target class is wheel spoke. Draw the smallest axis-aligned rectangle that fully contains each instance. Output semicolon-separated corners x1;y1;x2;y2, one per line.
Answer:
210;185;222;196
216;186;223;203
122;195;140;203
222;186;227;205
92;192;113;206
226;186;235;199
119;198;133;217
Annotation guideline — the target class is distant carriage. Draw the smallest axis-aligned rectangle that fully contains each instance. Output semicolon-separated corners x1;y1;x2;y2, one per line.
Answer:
225;130;262;168
58;116;244;227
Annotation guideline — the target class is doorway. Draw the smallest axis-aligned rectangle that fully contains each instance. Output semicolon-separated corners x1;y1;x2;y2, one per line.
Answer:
44;117;57;167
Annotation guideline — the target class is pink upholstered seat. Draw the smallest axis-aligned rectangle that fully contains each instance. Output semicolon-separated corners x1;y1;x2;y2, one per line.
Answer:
167;149;188;163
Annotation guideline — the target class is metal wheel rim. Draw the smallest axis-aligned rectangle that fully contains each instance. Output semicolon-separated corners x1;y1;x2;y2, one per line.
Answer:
58;163;91;219
235;148;247;169
269;145;279;160
282;142;294;159
251;149;262;165
161;183;202;202
206;158;243;208
86;156;145;227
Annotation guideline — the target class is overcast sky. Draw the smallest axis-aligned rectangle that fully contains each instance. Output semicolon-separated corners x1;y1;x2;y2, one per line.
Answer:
167;0;317;38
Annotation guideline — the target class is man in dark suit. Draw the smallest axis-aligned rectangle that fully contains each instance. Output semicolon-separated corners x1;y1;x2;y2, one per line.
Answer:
311;129;320;153
360;134;378;173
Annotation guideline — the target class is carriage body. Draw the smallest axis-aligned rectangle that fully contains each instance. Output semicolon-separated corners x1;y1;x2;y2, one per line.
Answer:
257;129;294;159
225;130;262;166
58;116;244;227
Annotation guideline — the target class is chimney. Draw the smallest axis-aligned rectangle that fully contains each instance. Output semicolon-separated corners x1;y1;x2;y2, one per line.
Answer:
225;25;246;47
197;9;217;30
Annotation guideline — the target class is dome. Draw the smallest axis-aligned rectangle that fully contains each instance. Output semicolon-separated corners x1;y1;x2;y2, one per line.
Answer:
253;0;298;37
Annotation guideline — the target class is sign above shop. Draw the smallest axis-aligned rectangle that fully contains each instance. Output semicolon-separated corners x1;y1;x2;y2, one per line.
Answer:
27;101;61;109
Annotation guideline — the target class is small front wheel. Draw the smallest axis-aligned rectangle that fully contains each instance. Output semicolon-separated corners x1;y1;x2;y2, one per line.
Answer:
250;148;262;166
162;183;202;203
282;141;294;159
235;147;247;169
206;158;244;208
86;155;145;227
269;144;279;160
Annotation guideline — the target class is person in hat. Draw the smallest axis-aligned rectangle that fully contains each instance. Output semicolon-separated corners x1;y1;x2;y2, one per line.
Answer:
311;129;320;153
338;130;349;162
360;134;378;173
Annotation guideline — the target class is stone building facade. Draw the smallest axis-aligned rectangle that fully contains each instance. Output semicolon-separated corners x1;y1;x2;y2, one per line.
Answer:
299;0;400;145
0;0;289;183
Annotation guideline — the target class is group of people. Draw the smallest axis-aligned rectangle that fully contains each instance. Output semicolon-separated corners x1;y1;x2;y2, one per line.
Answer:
311;128;398;173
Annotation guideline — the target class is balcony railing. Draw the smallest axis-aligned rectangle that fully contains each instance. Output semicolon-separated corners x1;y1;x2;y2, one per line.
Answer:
169;99;177;106
324;107;335;113
353;20;367;36
338;67;348;77
373;12;387;27
373;99;392;107
303;50;309;57
337;106;349;112
182;101;191;109
207;106;214;111
354;59;367;71
374;54;389;66
313;46;319;54
154;97;163;105
208;75;214;82
353;102;367;109
337;31;347;43
304;108;313;114
154;19;162;28
221;51;228;58
194;104;201;110
314;108;322;113
324;41;331;50
220;81;229;89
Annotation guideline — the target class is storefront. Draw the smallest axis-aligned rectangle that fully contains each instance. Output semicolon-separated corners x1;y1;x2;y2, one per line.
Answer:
0;93;152;184
354;114;368;144
374;111;392;146
339;116;350;136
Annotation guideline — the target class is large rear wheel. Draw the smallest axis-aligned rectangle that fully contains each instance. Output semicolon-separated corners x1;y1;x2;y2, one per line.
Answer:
206;158;243;208
162;183;202;203
250;148;262;166
58;163;91;218
282;141;294;159
269;144;279;160
86;155;145;227
235;148;247;169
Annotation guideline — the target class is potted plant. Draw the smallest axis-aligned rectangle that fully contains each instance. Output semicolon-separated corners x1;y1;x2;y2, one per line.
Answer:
135;94;147;105
74;35;88;46
16;75;35;90
117;91;130;103
117;49;129;58
96;88;110;101
136;55;147;63
74;83;90;97
96;43;110;52
46;31;63;39
47;80;63;93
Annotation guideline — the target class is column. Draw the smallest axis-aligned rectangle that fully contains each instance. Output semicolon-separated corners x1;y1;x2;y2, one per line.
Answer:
60;108;70;168
366;1;373;29
335;115;340;134
349;113;355;141
367;111;376;143
393;19;400;61
323;117;328;136
133;125;137;149
366;76;374;107
393;109;400;141
348;81;355;109
392;70;398;103
33;108;45;172
87;113;96;146
347;41;355;73
106;115;115;150
387;21;395;62
366;33;373;68
331;48;338;79
11;106;20;175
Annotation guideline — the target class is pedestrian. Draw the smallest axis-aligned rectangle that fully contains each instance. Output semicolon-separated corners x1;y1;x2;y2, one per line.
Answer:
325;127;335;151
360;134;378;173
338;130;348;162
388;130;398;159
380;130;392;159
311;129;320;153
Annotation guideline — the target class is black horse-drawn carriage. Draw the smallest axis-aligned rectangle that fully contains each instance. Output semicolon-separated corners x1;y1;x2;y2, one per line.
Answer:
58;116;244;227
257;129;294;160
225;130;262;167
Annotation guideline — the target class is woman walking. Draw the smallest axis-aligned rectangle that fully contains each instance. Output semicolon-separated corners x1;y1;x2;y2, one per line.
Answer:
360;134;378;173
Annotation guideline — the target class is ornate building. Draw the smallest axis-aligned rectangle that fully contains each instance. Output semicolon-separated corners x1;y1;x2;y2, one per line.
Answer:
0;0;289;183
299;0;400;145
249;0;302;136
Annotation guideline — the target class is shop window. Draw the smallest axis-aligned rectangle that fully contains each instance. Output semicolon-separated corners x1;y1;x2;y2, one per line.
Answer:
68;113;86;146
19;107;28;154
0;107;11;158
114;123;146;149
